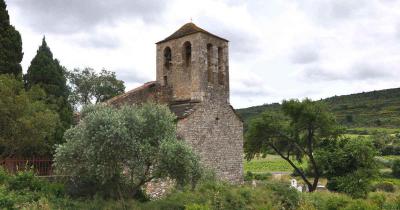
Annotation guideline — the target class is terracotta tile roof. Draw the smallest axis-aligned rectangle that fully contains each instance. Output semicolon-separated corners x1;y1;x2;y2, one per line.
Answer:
169;100;200;119
106;81;199;119
156;22;228;44
106;81;158;105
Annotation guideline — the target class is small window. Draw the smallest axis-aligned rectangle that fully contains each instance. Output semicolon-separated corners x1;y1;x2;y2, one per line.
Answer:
183;41;192;67
218;47;224;85
207;44;213;83
164;47;172;70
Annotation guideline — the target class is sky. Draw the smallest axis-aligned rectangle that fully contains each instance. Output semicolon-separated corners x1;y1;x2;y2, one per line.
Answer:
5;0;400;108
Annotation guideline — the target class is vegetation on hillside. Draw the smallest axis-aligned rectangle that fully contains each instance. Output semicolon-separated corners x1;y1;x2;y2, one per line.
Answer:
237;88;400;130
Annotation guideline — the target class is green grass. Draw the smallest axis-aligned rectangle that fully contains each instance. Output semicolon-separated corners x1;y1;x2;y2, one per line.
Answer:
244;155;307;173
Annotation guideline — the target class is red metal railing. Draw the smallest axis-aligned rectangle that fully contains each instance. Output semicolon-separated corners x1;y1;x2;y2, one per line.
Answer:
0;158;53;176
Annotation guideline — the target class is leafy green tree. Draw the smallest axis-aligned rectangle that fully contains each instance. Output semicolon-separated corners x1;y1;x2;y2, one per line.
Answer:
0;74;59;158
0;0;23;77
316;137;378;198
68;68;125;110
25;37;73;144
54;103;202;198
245;99;341;192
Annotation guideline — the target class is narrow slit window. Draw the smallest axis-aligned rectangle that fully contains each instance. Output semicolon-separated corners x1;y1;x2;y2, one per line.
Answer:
207;44;213;83
183;41;192;67
218;47;224;85
164;47;172;70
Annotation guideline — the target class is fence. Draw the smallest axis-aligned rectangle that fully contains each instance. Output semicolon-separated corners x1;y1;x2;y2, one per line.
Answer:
0;158;53;176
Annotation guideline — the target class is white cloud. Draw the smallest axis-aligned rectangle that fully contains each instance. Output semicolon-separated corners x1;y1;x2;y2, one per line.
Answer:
5;0;400;109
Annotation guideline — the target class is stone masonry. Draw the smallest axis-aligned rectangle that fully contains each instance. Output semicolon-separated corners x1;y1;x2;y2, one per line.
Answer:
107;23;243;183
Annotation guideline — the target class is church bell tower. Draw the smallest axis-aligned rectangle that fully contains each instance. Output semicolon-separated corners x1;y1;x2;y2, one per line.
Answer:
155;23;230;103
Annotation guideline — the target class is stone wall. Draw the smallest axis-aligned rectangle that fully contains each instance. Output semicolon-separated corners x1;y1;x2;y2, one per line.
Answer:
156;33;229;103
177;98;244;183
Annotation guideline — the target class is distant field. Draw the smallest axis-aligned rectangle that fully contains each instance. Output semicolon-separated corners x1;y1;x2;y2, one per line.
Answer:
245;154;400;174
244;155;306;173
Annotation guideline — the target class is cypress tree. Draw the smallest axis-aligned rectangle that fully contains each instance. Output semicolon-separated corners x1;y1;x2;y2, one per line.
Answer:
26;37;73;145
26;37;69;97
0;0;23;77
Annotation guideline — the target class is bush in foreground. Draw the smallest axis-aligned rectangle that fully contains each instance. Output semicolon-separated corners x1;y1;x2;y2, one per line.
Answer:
54;103;202;198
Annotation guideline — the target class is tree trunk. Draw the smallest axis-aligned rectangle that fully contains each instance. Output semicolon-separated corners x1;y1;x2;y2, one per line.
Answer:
269;143;316;192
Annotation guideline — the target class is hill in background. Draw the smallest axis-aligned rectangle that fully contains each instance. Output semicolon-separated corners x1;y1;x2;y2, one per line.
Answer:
237;87;400;132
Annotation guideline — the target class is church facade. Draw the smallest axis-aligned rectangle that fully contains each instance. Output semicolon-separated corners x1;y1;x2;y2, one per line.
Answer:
107;23;243;183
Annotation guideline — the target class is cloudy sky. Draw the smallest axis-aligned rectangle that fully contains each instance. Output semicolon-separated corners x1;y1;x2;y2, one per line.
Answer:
5;0;400;108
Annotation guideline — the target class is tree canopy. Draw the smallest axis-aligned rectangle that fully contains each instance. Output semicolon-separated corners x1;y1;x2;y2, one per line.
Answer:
25;37;73;144
54;103;202;198
245;99;342;192
26;37;68;98
0;74;60;158
0;0;23;77
68;67;125;110
316;137;378;198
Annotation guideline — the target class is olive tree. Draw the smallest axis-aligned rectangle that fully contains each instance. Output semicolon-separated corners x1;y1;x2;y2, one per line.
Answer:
54;103;202;198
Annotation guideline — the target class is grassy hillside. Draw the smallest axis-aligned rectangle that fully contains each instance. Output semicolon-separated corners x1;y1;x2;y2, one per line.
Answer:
237;87;400;130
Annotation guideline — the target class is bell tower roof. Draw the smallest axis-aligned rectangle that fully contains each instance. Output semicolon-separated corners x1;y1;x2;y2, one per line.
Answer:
156;22;228;44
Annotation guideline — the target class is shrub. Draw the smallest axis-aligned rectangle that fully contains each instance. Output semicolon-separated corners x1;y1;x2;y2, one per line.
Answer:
266;181;300;209
301;191;352;210
342;200;379;210
392;159;400;178
375;157;392;168
382;145;400;155
244;171;271;181
0;167;9;184
327;169;373;198
7;170;43;192
0;186;16;209
42;182;65;198
373;181;395;192
317;137;377;198
146;180;298;210
54;104;202;198
368;192;386;209
186;203;211;210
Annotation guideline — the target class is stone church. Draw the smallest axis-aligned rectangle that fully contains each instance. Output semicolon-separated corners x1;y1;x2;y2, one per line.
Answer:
107;23;243;183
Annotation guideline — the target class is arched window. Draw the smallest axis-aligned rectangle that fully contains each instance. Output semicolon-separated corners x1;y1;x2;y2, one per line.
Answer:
164;47;172;70
183;41;192;67
218;47;224;85
207;44;213;83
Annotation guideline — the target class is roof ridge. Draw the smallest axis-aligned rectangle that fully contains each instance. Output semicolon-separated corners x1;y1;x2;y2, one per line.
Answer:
106;81;157;104
156;22;228;44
